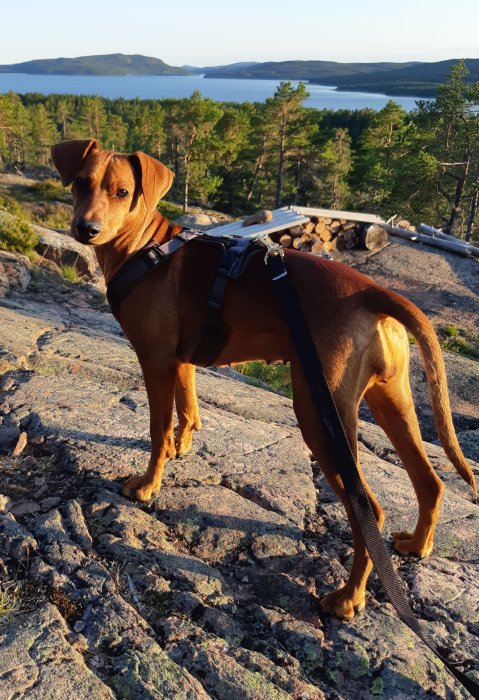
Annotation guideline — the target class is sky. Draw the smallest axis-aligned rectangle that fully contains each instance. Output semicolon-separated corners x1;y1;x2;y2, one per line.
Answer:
2;0;479;67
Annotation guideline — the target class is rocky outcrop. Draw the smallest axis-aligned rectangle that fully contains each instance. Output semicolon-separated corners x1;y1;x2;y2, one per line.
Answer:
0;250;31;297
34;225;99;280
0;284;478;699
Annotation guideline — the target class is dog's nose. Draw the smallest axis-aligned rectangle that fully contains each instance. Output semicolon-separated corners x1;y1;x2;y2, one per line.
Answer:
75;217;102;242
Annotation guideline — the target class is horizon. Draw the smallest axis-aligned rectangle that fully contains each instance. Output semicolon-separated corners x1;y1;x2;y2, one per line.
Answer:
2;51;479;70
2;0;479;66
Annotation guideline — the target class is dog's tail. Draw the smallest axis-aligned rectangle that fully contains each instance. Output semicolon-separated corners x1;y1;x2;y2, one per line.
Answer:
369;286;477;499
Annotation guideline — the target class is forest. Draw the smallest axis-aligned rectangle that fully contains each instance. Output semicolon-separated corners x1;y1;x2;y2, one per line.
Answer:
1;60;479;241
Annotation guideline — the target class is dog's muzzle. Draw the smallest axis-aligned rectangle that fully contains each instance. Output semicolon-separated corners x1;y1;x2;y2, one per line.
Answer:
75;217;102;243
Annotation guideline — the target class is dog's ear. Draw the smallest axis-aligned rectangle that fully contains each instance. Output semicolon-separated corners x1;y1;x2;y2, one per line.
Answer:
132;152;174;211
51;139;99;186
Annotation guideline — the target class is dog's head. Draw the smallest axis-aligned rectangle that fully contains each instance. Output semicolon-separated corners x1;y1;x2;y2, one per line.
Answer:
51;139;174;245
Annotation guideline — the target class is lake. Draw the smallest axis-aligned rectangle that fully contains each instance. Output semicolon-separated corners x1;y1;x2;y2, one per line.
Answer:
0;73;422;112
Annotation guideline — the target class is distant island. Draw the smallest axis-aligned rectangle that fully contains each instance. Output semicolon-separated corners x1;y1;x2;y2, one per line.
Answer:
1;53;478;97
0;53;189;76
205;58;479;97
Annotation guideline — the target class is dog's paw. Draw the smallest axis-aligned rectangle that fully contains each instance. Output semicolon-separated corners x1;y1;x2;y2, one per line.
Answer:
166;443;177;460
320;586;366;619
122;475;158;502
175;431;194;457
392;531;433;557
175;418;201;457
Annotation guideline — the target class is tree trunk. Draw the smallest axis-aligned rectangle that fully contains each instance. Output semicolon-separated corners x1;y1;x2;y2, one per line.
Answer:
246;147;266;203
275;130;286;208
183;162;189;213
444;145;471;234
465;184;479;242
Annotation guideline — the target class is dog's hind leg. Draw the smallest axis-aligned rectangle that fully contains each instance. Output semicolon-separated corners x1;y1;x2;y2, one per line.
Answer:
291;361;385;619
365;368;444;558
175;363;202;457
122;362;177;501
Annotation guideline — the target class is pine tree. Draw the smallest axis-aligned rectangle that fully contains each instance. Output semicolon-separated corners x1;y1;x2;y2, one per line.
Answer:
263;82;310;207
29;104;59;166
416;60;479;238
164;91;224;212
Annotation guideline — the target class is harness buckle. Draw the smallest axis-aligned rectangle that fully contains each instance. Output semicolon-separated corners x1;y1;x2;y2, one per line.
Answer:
258;235;284;265
146;249;161;266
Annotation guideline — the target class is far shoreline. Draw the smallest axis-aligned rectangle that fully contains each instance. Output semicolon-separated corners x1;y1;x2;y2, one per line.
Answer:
0;73;423;111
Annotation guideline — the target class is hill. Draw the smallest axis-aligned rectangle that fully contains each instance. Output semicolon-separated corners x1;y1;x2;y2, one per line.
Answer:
333;57;479;96
2;54;479;96
205;59;420;80
205;57;479;97
0;53;189;76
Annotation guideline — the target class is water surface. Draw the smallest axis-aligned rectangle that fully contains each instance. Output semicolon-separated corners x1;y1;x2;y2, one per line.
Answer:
0;73;422;111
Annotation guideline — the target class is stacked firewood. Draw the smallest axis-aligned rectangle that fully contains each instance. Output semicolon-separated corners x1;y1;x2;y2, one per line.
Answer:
271;215;388;253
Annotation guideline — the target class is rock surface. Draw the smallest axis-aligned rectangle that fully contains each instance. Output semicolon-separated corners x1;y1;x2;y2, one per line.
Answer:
0;250;31;297
34;224;99;280
0;266;478;699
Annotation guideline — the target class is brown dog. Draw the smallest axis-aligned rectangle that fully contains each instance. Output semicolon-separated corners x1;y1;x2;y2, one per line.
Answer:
51;139;476;619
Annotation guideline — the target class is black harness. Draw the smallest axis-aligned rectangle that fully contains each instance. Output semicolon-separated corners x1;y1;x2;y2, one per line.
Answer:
107;230;264;365
107;228;201;317
107;232;479;698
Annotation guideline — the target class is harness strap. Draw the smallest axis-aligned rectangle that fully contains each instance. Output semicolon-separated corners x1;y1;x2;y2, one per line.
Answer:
264;249;479;699
107;229;200;317
191;236;254;366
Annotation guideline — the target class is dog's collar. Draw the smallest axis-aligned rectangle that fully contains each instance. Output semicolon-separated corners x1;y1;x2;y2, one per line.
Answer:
106;228;200;317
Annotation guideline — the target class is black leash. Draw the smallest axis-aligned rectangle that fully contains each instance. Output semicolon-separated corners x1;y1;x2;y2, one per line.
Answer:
262;238;479;698
106;228;478;695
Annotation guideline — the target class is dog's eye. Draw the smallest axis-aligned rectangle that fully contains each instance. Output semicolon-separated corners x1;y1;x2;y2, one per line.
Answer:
75;177;89;187
116;189;129;198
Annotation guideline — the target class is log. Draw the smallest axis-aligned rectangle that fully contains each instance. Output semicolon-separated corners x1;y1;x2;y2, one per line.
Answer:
329;220;341;235
302;221;315;234
418;223;455;240
418;224;479;256
279;233;292;248
300;232;313;244
314;222;326;235
343;229;357;249
292;237;303;250
319;228;333;243
359;224;389;251
311;240;325;254
242;209;273;226
380;223;477;257
341;221;357;232
330;234;346;252
289;225;304;237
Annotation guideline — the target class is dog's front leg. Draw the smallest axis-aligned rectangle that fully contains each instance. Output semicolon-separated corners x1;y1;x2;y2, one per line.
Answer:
175;363;202;457
122;364;177;502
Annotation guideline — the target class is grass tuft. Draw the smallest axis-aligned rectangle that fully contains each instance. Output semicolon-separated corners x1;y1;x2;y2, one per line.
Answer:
29;179;71;203
0;210;39;255
443;324;459;338
61;265;83;283
0;586;21;620
440;324;479;361
158;200;183;221
234;361;292;398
